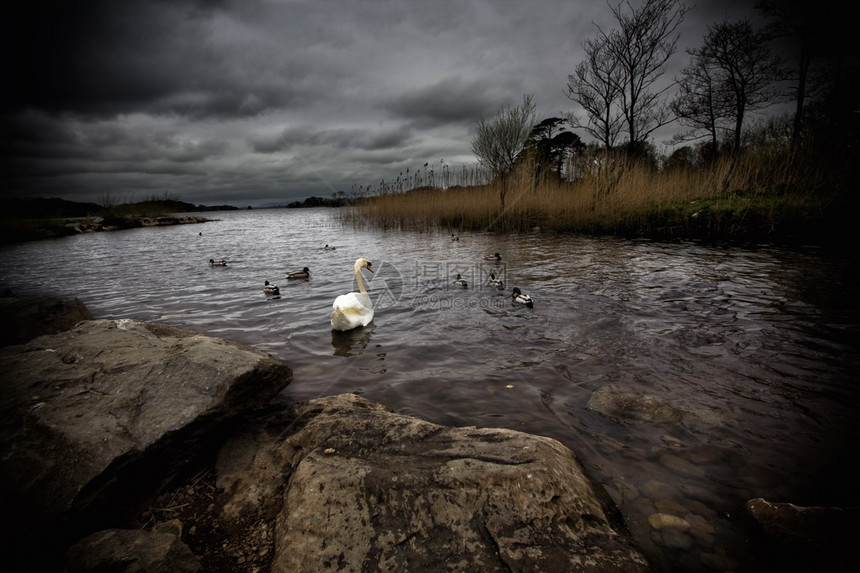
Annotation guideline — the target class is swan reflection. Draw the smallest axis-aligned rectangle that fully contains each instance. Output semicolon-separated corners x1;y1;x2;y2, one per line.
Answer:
331;323;375;357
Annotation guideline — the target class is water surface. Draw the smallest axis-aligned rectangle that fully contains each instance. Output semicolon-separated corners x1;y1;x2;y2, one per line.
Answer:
3;208;858;571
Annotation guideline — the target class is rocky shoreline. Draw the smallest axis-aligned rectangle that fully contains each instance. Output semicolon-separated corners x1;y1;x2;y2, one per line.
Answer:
64;215;213;234
0;296;855;572
0;214;213;245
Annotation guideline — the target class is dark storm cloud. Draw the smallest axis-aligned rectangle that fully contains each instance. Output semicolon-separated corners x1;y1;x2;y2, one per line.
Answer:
385;77;516;128
2;110;226;168
249;125;415;154
5;0;322;119
8;0;201;116
2;0;769;207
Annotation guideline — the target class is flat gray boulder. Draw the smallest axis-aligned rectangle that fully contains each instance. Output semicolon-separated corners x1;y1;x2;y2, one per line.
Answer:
0;317;292;569
215;394;651;572
0;295;93;346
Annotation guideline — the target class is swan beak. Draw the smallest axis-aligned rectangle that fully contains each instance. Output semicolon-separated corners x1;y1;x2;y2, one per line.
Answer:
366;263;374;273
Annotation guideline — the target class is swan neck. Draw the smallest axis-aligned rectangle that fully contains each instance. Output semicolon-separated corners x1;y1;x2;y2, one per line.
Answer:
355;265;368;296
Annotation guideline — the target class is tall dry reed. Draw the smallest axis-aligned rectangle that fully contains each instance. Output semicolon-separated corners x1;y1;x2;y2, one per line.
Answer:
342;147;838;240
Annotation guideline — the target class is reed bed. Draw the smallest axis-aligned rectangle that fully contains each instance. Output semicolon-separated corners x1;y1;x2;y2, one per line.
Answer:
341;148;841;242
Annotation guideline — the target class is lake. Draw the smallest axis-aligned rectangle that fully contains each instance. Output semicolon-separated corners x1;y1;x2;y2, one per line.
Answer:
2;207;858;571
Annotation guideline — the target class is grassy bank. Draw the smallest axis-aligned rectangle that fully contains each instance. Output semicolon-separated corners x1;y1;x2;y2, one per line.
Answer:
342;149;850;244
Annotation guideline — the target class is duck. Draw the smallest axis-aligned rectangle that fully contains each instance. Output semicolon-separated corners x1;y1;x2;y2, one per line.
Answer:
511;287;534;308
331;258;374;331
453;273;469;288
209;259;227;267
487;272;504;289
287;266;310;280
263;280;280;296
324;244;336;251
483;252;502;263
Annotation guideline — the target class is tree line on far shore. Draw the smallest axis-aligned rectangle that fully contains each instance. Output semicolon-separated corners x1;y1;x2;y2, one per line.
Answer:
351;0;857;206
342;0;858;244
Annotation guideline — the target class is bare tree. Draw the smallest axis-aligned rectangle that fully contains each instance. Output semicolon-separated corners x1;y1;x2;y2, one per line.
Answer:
470;94;536;212
602;0;690;153
756;0;856;152
755;0;813;151
696;19;784;151
565;35;625;151
671;44;732;155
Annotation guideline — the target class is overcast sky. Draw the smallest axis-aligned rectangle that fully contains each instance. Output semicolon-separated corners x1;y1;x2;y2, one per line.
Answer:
3;0;761;208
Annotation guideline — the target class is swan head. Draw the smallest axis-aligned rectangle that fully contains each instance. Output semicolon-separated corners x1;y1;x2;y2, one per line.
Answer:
355;258;374;273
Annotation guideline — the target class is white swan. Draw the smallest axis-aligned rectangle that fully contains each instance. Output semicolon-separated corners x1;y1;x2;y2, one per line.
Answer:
512;287;534;308
330;258;374;331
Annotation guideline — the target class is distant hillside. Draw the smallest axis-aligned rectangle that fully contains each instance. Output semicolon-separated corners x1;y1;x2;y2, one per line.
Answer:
1;197;104;219
109;199;240;215
1;197;239;219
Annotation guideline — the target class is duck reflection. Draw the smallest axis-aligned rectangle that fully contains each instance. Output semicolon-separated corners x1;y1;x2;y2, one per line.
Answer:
331;323;376;357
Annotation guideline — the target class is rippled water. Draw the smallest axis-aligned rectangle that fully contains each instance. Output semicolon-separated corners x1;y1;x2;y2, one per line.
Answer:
3;208;859;571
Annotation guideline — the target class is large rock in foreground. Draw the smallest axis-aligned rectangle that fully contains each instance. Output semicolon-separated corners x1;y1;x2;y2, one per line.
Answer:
0;297;650;571
0;295;94;346
0;317;293;570
215;394;651;572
